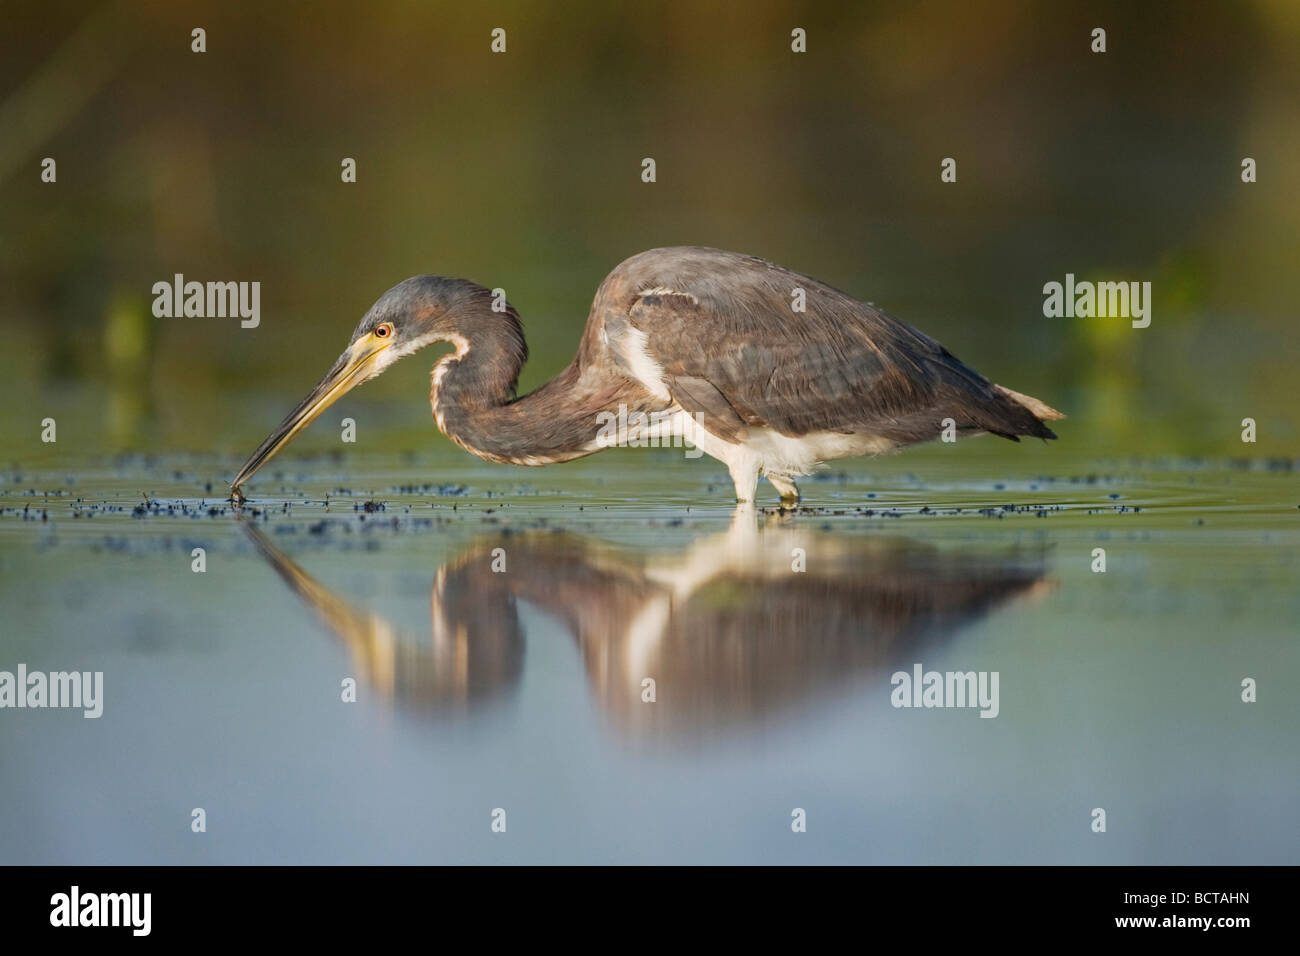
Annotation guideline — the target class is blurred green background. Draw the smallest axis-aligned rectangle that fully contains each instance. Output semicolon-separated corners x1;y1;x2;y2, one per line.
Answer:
2;0;1297;466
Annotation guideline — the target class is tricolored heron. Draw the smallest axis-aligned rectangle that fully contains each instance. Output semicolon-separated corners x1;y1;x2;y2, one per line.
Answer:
231;246;1062;504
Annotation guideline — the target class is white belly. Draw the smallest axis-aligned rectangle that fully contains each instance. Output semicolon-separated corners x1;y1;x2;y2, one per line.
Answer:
592;405;895;499
717;425;896;477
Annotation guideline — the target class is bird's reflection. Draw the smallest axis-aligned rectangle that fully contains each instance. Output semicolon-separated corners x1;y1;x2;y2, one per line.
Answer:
240;515;1049;736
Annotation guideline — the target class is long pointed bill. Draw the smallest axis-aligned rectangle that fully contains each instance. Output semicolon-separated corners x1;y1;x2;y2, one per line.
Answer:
231;338;390;495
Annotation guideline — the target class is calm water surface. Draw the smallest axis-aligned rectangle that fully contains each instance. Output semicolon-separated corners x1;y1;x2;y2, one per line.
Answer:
1;445;1296;864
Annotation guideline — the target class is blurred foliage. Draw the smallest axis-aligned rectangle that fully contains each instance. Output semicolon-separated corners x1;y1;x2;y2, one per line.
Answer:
0;0;1296;459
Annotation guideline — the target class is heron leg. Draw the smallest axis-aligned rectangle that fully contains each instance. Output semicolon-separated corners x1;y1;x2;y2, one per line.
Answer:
769;475;801;506
727;458;759;503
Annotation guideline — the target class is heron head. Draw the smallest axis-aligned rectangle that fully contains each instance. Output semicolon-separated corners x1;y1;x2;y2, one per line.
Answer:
230;276;484;495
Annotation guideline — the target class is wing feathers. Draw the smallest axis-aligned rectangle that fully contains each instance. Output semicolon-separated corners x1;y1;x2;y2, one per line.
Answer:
600;247;1061;447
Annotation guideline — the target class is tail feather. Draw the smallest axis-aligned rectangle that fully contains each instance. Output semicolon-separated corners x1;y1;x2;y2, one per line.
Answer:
993;384;1065;422
988;384;1064;441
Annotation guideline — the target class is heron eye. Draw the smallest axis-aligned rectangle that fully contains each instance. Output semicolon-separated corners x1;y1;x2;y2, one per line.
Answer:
375;323;392;338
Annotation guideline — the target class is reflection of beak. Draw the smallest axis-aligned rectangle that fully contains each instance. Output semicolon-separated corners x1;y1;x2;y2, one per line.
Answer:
232;338;388;492
236;519;404;696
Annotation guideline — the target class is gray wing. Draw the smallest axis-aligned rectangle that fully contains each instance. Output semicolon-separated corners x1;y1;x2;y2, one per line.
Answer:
607;247;1055;446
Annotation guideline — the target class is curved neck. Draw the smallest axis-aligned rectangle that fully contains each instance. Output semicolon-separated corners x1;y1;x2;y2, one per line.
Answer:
430;310;603;465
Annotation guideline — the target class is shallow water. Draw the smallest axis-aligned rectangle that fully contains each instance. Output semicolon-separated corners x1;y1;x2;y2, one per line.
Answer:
2;444;1296;864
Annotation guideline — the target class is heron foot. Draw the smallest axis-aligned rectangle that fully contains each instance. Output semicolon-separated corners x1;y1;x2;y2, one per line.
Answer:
769;475;801;506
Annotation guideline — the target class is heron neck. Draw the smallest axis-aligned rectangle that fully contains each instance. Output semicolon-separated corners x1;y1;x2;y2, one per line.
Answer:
430;321;599;465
